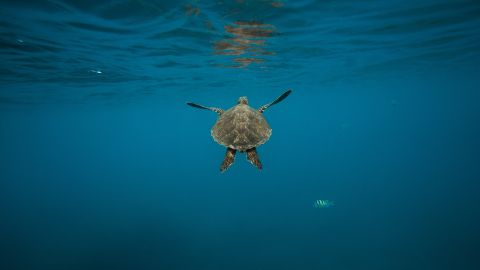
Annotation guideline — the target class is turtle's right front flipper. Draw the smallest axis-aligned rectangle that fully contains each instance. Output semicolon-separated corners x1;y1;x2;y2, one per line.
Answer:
187;102;224;115
258;89;292;113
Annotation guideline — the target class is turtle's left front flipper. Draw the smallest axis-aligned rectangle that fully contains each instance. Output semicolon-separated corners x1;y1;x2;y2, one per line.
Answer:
246;148;262;170
187;102;224;115
258;89;292;113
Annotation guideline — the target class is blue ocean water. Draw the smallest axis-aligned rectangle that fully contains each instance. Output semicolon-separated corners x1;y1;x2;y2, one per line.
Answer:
1;0;480;269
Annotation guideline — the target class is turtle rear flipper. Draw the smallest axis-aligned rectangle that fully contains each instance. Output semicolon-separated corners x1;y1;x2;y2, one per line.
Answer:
246;148;262;170
258;90;292;113
220;148;236;172
187;102;224;115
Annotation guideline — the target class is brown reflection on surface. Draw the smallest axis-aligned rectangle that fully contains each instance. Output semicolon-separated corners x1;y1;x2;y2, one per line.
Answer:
270;1;284;8
234;57;264;68
185;4;201;16
214;21;275;68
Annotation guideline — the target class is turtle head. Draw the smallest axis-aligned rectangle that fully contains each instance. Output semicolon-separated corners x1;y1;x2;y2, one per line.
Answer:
237;96;248;105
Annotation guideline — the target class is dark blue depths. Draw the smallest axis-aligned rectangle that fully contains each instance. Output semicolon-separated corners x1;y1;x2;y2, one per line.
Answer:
1;1;480;269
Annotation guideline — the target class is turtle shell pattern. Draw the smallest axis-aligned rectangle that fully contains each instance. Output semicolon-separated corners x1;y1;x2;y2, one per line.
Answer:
211;104;272;152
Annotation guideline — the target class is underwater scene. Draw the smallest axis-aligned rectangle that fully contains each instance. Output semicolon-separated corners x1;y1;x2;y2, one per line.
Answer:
1;0;479;269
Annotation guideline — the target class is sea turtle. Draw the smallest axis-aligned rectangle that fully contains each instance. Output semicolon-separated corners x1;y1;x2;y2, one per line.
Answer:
187;90;292;172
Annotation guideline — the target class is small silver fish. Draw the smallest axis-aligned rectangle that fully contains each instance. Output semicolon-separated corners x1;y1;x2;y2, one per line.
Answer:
313;199;334;208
